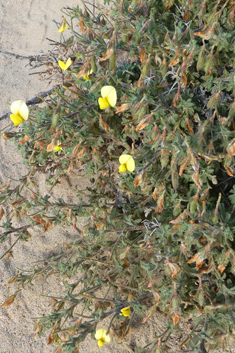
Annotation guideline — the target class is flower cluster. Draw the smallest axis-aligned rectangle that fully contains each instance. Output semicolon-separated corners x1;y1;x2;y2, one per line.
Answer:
9;85;135;172
95;307;130;348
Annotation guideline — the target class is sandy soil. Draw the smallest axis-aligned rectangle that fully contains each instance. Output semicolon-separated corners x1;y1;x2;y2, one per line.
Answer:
0;1;186;353
0;2;92;352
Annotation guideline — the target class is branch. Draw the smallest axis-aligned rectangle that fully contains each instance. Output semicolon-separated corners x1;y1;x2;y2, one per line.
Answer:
0;224;31;238
0;83;72;121
138;151;160;173
0;50;48;61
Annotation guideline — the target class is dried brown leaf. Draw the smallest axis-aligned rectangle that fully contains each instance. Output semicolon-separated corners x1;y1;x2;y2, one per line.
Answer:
0;206;4;221
169;58;180;67
195;24;215;40
142;304;157;324
152;188;158;201
76;59;90;78
134;171;144;187
173;314;180;325
71;143;81;158
34;140;46;152
155;192;165;213
20;136;30;145
11;198;27;207
169;209;187;225
47;141;56;153
139;47;146;63
99;117;110;132
218;264;226;275
192;170;202;189
136;114;152;131
33;322;41;338
225;166;233;176
77;147;87;159
188;253;206;270
165;260;180;279
32;216;45;227
116;104;128;114
100;48;114;61
2;295;16;308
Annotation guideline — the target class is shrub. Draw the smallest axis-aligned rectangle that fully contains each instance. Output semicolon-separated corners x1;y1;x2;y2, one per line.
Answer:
1;0;235;352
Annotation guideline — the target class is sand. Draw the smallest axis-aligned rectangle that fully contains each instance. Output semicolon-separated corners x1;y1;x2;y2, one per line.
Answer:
0;2;91;352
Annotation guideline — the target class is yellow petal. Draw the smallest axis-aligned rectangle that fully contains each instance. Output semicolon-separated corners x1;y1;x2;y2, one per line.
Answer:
119;154;132;165
58;60;66;71
64;58;72;70
84;70;93;80
53;145;62;152
95;329;104;340
126;157;135;172
19;101;29;121
107;88;117;107
98;97;110;110
121;306;131;317
97;339;105;348
119;164;127;173
95;329;110;343
95;329;107;340
58;19;68;33
101;86;114;99
58;58;72;71
10;100;22;115
10;114;24;126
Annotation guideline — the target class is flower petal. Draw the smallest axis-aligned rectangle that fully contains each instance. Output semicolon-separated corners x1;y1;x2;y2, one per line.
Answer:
10;100;23;115
58;60;66;71
126;157;135;172
19;101;29;121
64;58;72;70
10;114;24;126
107;88;117;107
97;339;105;348
121;306;131;317
104;334;111;343
98;97;110;110
58;19;68;33
58;58;72;71
101;86;115;99
53;145;62;152
119;154;132;165
84;70;93;80
119;164;127;173
95;329;106;340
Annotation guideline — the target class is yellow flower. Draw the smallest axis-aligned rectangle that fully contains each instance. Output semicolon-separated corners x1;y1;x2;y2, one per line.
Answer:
10;100;29;126
84;69;93;80
58;18;68;33
53;144;63;152
58;58;72;71
98;86;117;110
119;155;135;172
95;329;111;348
120;306;131;317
